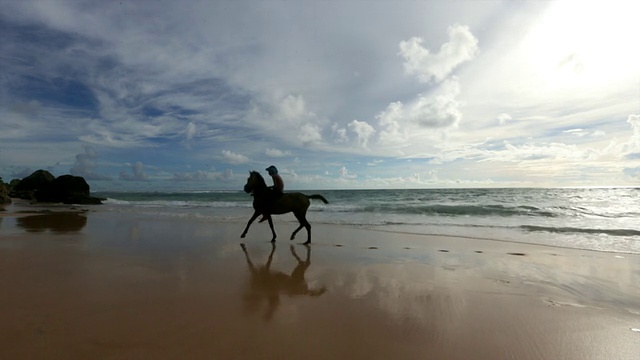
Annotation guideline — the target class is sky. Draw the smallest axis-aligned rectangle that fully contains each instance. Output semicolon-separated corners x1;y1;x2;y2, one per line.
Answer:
1;0;639;191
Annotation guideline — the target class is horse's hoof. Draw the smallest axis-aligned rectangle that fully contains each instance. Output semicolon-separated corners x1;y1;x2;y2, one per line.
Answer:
270;239;276;243
303;240;311;245
240;234;246;238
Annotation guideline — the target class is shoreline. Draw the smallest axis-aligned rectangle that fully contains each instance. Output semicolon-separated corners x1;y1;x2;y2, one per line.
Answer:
2;198;640;255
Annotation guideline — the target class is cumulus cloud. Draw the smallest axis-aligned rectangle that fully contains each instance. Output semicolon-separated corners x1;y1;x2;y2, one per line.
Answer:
279;94;308;120
497;113;512;125
620;114;640;160
265;148;292;157
119;161;149;181
277;94;323;144
173;171;210;181
338;166;357;179
348;120;376;148
221;150;249;164
299;123;323;143
216;169;234;181
249;94;323;145
331;123;349;143
399;24;478;83
378;79;462;130
70;145;112;180
604;114;640;160
377;102;407;145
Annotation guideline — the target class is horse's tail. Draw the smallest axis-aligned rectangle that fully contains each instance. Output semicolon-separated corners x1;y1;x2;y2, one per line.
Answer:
305;194;329;204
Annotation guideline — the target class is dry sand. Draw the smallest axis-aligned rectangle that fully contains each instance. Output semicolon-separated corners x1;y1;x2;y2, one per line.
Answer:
1;202;639;359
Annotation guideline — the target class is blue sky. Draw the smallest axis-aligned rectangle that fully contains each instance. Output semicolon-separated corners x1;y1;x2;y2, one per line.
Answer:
1;0;638;190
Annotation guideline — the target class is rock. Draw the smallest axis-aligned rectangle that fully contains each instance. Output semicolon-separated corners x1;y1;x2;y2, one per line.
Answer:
9;169;55;200
0;180;11;205
35;175;103;205
9;170;103;205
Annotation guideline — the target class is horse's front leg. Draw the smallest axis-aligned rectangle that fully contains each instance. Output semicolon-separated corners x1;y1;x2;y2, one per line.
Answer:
266;216;277;243
241;210;261;238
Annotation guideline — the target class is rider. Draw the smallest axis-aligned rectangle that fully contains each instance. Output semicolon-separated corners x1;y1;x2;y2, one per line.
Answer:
259;165;284;222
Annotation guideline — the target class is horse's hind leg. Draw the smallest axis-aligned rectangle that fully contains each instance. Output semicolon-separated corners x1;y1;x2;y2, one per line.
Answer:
290;223;304;241
291;212;311;244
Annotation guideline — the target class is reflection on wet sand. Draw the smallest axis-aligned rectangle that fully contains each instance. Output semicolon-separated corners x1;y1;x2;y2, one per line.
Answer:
16;211;87;233
241;243;326;320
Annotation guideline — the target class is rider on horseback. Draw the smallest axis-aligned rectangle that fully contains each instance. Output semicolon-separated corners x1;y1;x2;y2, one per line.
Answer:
266;165;284;195
259;165;284;222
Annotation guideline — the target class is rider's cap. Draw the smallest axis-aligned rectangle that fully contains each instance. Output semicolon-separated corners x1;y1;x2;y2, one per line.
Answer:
266;165;278;174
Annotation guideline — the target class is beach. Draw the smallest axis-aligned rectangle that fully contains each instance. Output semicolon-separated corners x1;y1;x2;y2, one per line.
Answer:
1;201;639;359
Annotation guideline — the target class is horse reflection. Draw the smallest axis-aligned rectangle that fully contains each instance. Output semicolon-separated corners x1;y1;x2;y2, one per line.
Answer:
240;243;326;321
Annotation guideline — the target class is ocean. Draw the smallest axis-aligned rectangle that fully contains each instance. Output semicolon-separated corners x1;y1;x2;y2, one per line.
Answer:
95;187;640;254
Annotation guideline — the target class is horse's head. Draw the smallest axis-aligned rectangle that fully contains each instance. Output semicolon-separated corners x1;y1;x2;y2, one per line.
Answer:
244;171;266;193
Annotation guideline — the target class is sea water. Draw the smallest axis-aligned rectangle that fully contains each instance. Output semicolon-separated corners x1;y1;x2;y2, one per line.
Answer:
95;187;640;254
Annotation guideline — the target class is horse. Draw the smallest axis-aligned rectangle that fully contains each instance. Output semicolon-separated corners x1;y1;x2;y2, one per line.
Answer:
241;171;328;244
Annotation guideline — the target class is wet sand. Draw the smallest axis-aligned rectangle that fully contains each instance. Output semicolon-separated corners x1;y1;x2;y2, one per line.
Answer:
1;202;639;359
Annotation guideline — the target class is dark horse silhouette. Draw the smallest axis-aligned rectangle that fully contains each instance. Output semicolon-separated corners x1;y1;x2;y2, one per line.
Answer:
241;243;326;320
241;171;328;244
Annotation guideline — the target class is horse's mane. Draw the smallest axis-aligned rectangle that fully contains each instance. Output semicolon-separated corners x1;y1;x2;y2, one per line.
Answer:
250;171;267;188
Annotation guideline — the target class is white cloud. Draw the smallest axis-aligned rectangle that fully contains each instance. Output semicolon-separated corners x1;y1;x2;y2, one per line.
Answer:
562;128;607;138
275;95;323;143
248;94;323;145
618;114;640;160
497;113;512;125
378;79;462;131
265;148;292;157
331;123;349;143
186;122;197;141
299;123;323;144
69;145;112;180
481;141;599;163
221;150;249;164
217;169;234;181
172;170;209;181
3;1;639;189
377;102;408;145
412;80;462;128
119;161;149;181
338;166;357;179
279;94;307;120
348;120;375;148
399;24;478;83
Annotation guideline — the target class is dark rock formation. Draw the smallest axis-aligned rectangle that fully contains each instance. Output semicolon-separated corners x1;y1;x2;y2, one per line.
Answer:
35;175;103;204
0;179;11;205
9;169;55;200
10;170;103;205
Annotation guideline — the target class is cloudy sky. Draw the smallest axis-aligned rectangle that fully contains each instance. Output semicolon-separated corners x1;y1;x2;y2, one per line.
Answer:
1;0;638;190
